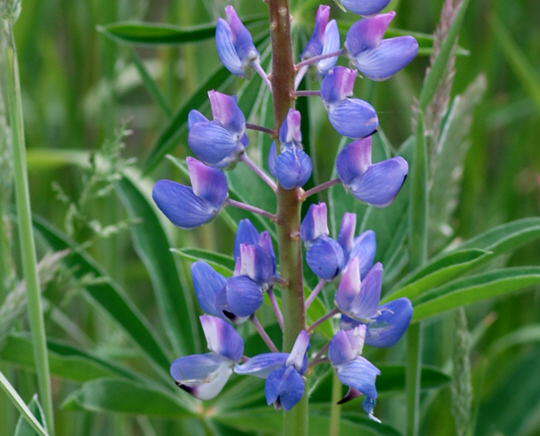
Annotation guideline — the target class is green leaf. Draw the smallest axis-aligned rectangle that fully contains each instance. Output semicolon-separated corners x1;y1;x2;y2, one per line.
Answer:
488;325;540;357
32;216;171;375
413;267;540;321
419;0;471;110
14;395;46;436
62;378;196;417
98;16;264;46
0;333;138;382
172;247;234;275
0;371;47;436
115;172;198;355
384;249;489;302
143;34;269;173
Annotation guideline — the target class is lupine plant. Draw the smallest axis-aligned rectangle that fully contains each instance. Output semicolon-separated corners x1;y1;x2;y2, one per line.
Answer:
152;1;418;431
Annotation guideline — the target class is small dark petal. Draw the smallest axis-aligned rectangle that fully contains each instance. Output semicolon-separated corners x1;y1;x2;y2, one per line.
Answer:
337;387;362;405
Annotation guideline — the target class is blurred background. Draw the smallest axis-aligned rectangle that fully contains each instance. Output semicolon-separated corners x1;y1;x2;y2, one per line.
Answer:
1;0;539;435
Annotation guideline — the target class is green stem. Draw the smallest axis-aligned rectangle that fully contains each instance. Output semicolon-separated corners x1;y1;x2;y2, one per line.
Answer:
329;372;342;436
406;112;428;436
268;0;308;434
0;16;54;434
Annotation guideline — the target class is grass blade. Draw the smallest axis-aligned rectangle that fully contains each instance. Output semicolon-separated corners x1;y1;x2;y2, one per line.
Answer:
0;371;48;436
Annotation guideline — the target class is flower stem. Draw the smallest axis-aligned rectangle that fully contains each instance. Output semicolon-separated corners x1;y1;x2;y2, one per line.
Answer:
295;90;321;97
246;123;276;136
305;279;327;310
406;111;428;436
295;49;345;70
251;315;279;353
329;371;342;436
252;60;273;90
301;178;341;200
307;308;339;334
226;199;277;221
0;16;54;434
268;0;308;434
268;288;284;330
241;153;278;192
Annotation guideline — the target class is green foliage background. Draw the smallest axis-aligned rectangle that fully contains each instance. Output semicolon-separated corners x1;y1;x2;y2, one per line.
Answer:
0;0;539;435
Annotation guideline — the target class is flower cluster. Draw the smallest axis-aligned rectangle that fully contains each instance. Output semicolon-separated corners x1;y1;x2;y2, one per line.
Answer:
153;2;418;422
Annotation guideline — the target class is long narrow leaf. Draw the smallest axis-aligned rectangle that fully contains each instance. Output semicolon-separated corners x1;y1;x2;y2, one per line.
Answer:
115;173;198;355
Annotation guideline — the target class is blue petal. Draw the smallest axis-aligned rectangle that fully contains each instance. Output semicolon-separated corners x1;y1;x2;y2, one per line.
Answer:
235;353;289;378
208;91;245;134
321;66;357;104
353;36;419;81
215;18;244;75
366;298;413;347
200;315;244;361
336;137;373;185
306;235;345;280
302;5;330;59
275;147;313;190
301;203;329;243
328;98;378;138
345;12;395;55
152;180;216;229
335;356;380;404
286;330;311;371
188;110;209;128
349;230;377;277
279;109;302;146
329;326;366;366
191;261;227;317
225;5;259;65
235;243;275;286
336;257;362;314
318;19;341;75
338;212;357;255
188;120;240;166
341;0;391;16
170;353;232;400
225;275;263;317
348;156;408;207
234;219;260;260
348;262;383;320
265;366;305;411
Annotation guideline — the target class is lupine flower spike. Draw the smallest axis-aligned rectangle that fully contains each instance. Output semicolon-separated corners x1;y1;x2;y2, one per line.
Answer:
337;135;408;207
170;315;244;399
152;157;228;228
321;66;379;138
296;5;341;88
269;109;313;190
236;330;310;410
346;12;419;81
188;91;248;168
216;6;271;87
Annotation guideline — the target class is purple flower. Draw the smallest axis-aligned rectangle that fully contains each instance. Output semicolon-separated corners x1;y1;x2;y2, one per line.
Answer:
336;258;413;347
236;331;310;410
188;91;248;167
338;213;377;274
152;157;228;229
301;203;345;280
234;219;278;290
321;67;379;138
191;261;263;323
269;109;313;190
301;5;341;74
329;325;381;422
337;136;408;207
346;12;419;81
216;5;259;76
341;0;391;16
170;315;243;400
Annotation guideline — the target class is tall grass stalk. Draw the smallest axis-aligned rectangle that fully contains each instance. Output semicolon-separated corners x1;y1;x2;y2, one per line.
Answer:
0;4;54;433
406;112;428;436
